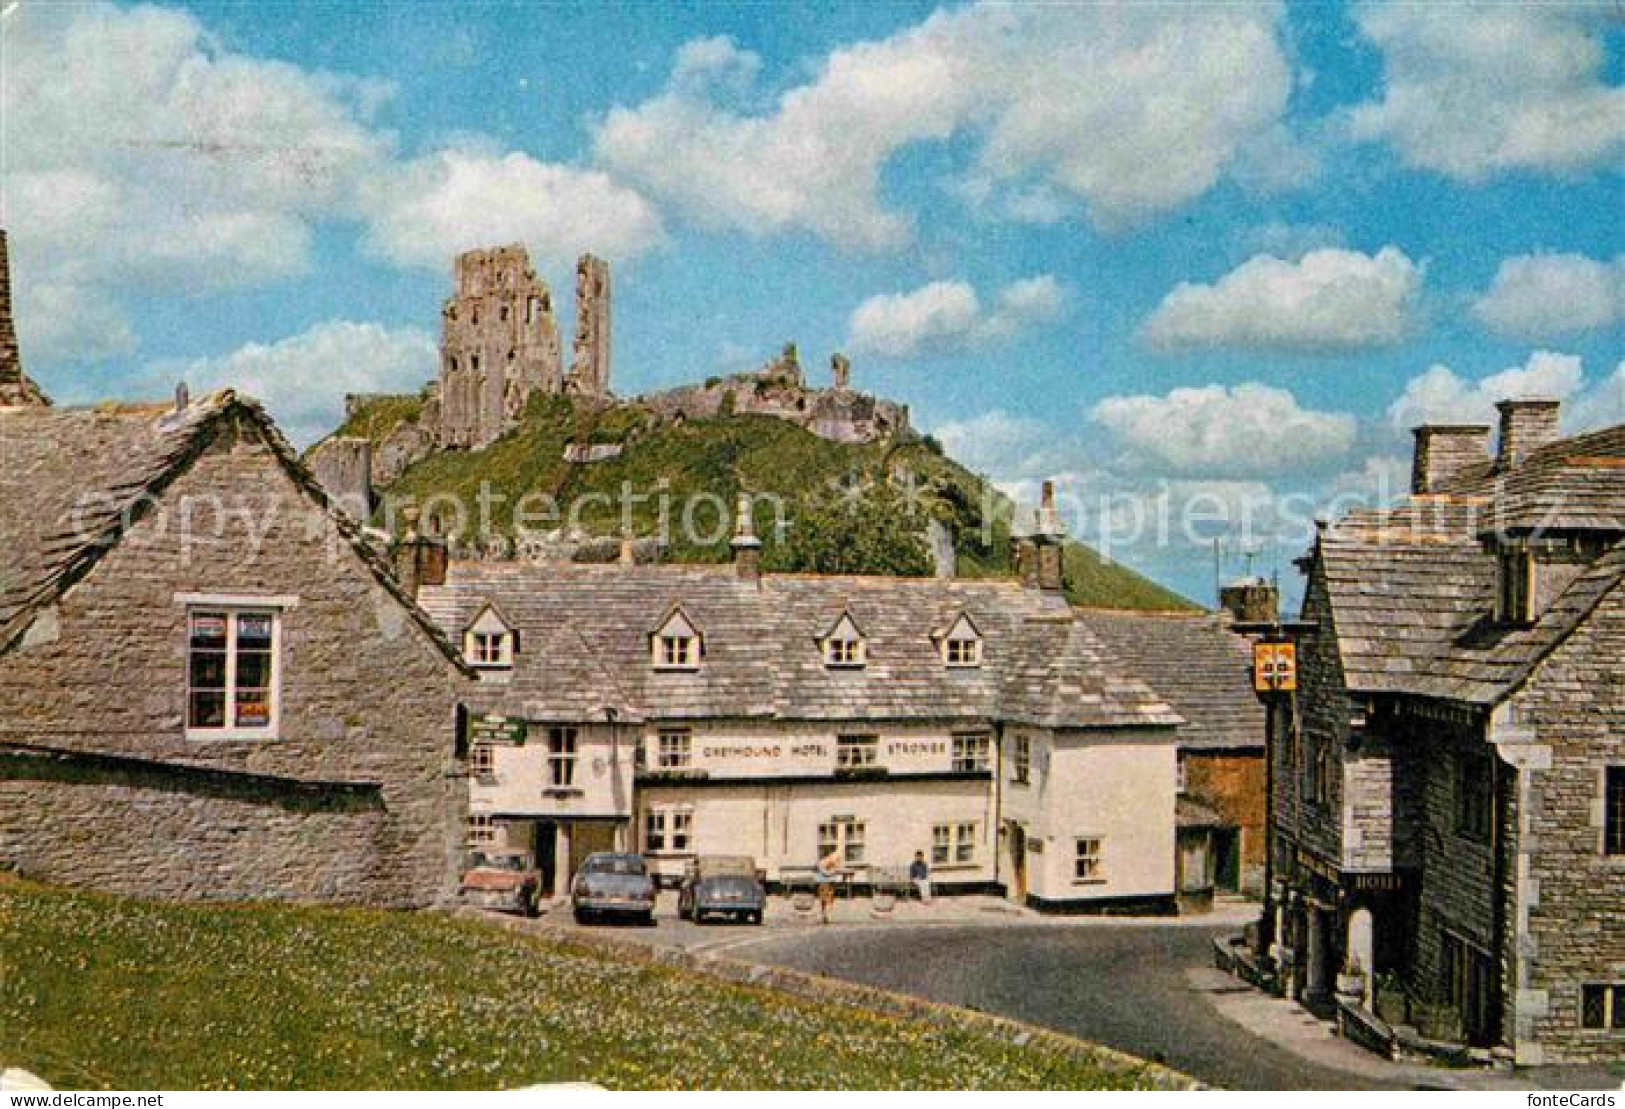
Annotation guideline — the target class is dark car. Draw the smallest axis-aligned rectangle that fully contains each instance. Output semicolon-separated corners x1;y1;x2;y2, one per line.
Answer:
571;852;657;924
678;855;766;925
460;850;542;917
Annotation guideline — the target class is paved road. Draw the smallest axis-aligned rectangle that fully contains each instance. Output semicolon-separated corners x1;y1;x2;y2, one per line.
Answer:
710;922;1414;1090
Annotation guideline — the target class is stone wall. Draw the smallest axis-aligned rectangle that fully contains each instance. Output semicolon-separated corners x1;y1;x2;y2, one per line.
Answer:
569;254;611;398
1505;578;1625;1065
0;415;468;907
1273;560;1349;868
307;436;372;520
0;229;48;408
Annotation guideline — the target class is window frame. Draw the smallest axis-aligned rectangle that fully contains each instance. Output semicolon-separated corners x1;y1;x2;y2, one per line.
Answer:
184;606;283;741
467;813;497;847
951;732;991;773
823;635;866;668
1074;836;1105;884
655;633;699;670
547;726;579;788
470;742;497;779
656;727;693;770
929;822;979;867
943;635;982;668
1010;733;1032;785
1581;984;1625;1033
645;806;694;856
835;734;879;770
1454;750;1495;843
818;818;866;866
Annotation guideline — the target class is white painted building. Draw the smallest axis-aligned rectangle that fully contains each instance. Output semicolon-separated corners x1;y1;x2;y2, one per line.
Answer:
419;503;1188;911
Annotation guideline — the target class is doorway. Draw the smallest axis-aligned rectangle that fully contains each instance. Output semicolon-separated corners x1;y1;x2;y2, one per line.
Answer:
1006;822;1028;902
1213;828;1241;892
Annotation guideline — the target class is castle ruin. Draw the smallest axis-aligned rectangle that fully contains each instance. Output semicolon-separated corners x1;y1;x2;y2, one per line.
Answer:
0;230;49;408
428;246;610;450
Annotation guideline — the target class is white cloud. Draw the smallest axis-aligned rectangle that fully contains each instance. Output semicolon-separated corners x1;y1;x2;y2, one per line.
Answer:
929;409;1084;481
848;275;1066;357
149;321;438;447
1141;247;1422;353
361;148;664;271
1349;4;1625;180
594;5;1296;245
1387;351;1587;431
1470;253;1625;340
1091;383;1357;478
1;2;660;362
1570;361;1625;432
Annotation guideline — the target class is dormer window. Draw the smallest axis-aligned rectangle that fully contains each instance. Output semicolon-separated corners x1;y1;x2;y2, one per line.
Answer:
464;603;517;670
821;612;867;669
652;606;702;671
937;613;983;668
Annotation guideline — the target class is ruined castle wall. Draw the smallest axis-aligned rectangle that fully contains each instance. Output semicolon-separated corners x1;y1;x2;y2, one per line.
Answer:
569;254;612;397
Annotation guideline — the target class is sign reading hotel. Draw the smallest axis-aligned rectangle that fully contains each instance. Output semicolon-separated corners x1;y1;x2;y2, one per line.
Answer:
690;735;963;778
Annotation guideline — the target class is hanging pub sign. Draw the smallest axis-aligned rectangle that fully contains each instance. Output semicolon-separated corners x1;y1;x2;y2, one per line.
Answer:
1253;641;1297;693
470;714;527;746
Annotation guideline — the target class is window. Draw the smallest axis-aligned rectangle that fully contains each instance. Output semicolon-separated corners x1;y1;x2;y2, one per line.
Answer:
1606;767;1625;856
657;635;697;668
836;734;878;770
1074;837;1104;883
471;743;496;779
1176;757;1188;795
1581;984;1625;1031
1307;736;1334;806
821;613;866;667
645;808;692;854
1441;931;1495;1044
187;609;280;737
657;728;693;770
526;296;540;325
499;303;510;322
1010;734;1031;785
1498;550;1532;624
547;727;578;787
939;613;983;667
1455;751;1495;842
819;819;866;865
825;636;865;667
951;733;990;773
467;814;496;847
469;631;513;667
930;823;978;866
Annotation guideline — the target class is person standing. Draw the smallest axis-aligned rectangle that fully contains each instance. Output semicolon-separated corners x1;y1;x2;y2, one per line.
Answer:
909;851;932;904
815;850;842;924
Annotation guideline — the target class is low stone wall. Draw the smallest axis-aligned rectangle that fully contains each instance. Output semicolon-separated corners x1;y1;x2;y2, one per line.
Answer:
465;909;1201;1090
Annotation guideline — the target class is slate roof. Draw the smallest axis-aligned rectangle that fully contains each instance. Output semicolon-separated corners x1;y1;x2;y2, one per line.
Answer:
1077;609;1264;751
419;563;1184;731
0;391;472;674
1312;421;1625;706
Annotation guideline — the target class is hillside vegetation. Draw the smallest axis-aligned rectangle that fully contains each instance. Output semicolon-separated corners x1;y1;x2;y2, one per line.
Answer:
0;878;1159;1090
329;393;1193;612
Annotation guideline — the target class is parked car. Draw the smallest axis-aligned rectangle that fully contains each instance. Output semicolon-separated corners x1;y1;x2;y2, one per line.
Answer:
678;855;766;925
571;852;657;924
460;850;542;917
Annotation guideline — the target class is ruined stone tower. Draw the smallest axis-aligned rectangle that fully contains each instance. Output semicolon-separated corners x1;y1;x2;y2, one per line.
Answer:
0;230;49;408
435;244;563;449
568;254;611;398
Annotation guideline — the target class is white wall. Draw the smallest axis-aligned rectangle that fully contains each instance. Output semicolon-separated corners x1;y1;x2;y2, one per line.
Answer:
470;722;634;819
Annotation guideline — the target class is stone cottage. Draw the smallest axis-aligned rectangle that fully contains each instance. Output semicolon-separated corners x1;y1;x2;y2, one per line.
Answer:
0;389;474;907
1263;398;1625;1066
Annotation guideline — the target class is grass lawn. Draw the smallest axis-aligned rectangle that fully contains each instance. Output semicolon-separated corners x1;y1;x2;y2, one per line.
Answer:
0;879;1157;1090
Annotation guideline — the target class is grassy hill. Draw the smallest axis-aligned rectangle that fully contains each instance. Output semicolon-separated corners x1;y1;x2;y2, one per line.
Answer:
0;877;1162;1089
327;392;1193;612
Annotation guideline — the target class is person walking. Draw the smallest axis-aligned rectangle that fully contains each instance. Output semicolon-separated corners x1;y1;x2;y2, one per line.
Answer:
909;851;932;904
814;850;842;924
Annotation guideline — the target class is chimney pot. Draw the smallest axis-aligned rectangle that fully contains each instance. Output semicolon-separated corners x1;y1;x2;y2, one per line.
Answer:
1495;398;1562;472
1410;424;1491;494
731;491;762;581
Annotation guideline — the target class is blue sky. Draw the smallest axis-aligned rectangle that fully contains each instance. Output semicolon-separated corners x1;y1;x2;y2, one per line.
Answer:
2;1;1622;603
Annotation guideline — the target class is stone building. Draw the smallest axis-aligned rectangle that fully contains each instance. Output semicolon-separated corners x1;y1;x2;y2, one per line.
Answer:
0;390;475;907
1081;597;1267;909
639;344;911;445
416;492;1188;911
0;230;49;409
429;246;611;450
1263;397;1625;1066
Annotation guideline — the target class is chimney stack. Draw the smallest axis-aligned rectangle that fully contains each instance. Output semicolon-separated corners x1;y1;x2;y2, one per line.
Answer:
394;508;448;598
731;491;762;582
1411;424;1491;494
1030;480;1066;592
1495;398;1561;472
1219;579;1279;624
